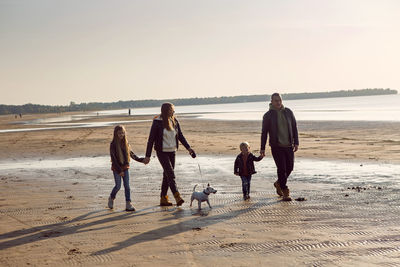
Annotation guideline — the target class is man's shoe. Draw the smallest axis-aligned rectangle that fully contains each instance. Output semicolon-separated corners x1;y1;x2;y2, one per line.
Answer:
282;188;292;201
274;181;283;197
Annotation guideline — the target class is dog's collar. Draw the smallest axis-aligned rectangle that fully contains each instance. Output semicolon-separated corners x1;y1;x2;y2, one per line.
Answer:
203;189;210;195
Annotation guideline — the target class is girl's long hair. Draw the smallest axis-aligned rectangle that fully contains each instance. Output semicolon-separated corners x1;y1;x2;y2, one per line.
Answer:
113;125;130;164
161;102;176;130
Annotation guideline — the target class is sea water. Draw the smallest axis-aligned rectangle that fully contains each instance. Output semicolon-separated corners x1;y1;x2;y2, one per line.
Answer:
130;94;400;121
1;94;399;133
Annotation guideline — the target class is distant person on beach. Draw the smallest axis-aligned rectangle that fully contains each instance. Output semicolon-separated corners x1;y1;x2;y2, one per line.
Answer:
108;125;145;211
234;142;264;200
143;102;196;206
260;93;299;201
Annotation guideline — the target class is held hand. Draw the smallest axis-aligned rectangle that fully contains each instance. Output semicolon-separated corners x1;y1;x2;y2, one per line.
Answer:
260;150;265;157
119;172;125;177
143;157;150;165
293;145;299;152
234;173;239;176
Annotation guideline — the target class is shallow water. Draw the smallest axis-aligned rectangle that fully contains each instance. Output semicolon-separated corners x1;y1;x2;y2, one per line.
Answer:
1;155;399;188
0;119;152;133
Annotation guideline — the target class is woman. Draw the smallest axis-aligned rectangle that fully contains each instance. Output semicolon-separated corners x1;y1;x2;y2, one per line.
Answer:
143;102;195;206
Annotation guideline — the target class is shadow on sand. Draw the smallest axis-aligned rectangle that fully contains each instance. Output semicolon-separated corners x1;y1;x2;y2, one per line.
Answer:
0;205;159;250
0;198;277;255
92;198;275;255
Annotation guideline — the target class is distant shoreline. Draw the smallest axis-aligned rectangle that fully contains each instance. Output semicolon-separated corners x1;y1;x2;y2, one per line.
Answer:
0;88;397;115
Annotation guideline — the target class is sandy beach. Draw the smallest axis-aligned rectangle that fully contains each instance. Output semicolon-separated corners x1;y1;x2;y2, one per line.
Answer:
1;113;400;163
1;113;400;266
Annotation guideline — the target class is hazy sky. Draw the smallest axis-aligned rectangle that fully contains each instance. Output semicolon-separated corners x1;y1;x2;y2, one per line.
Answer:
1;0;399;105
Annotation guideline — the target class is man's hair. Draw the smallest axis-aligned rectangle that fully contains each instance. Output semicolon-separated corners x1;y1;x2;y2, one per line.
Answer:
270;93;281;101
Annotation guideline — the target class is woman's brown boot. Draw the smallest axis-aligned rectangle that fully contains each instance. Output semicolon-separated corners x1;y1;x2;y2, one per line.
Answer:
160;195;173;206
173;192;184;206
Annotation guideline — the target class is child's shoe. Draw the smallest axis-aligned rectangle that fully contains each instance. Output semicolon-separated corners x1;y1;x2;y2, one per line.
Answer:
274;181;283;197
108;196;114;209
282;188;292;201
160;195;173;206
125;201;136;211
173;192;184;206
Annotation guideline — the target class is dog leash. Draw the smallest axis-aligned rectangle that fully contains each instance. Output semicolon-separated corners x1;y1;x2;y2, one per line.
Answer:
195;158;207;189
197;162;203;180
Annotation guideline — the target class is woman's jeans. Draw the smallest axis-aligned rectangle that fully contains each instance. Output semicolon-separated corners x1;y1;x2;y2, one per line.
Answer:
156;151;178;197
240;175;252;197
110;170;131;202
271;146;294;190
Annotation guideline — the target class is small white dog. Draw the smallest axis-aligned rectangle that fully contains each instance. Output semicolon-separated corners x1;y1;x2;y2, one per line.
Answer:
190;183;217;209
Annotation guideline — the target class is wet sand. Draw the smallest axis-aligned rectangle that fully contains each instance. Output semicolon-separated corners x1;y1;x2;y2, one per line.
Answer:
1;113;400;266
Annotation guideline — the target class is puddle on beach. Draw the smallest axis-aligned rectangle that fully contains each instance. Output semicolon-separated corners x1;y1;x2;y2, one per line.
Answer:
0;156;399;188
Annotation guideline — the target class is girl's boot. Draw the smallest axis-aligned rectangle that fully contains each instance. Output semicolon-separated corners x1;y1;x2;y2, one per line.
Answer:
160;195;173;206
173;192;184;206
125;201;136;211
108;196;114;209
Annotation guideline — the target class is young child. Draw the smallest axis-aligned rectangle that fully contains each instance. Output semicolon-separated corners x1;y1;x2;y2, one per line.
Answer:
234;142;264;200
108;125;145;211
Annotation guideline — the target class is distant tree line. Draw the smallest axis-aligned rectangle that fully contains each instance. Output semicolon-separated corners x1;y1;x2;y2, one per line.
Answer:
0;88;397;115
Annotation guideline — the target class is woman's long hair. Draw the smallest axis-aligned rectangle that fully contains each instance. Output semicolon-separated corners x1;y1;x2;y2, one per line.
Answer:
113;125;130;164
161;102;176;130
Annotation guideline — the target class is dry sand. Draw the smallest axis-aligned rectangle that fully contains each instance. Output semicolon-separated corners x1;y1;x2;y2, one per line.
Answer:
1;114;400;163
1;113;400;266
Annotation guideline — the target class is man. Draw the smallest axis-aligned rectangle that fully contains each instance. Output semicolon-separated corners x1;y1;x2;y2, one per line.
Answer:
260;93;299;201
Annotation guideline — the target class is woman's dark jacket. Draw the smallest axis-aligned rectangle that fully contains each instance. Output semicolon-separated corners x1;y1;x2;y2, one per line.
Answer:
261;107;299;150
110;141;143;173
145;117;191;157
234;153;263;176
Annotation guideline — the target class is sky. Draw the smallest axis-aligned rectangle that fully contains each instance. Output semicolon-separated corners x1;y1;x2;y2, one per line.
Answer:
0;0;399;106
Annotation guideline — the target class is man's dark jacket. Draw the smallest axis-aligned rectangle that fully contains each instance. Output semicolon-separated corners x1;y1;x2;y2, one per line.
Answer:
261;107;299;150
146;117;191;157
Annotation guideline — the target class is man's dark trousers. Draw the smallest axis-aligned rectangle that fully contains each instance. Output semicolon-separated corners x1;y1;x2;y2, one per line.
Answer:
271;146;294;190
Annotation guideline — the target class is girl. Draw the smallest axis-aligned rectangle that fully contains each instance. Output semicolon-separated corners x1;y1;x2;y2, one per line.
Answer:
143;102;196;206
108;125;144;211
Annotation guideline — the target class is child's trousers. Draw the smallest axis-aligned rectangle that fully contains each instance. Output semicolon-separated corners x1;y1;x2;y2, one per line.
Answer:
240;175;252;197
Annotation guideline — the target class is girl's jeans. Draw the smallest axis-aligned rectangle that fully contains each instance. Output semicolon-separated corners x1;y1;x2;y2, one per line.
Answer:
240;175;252;197
110;170;131;202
